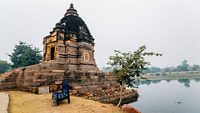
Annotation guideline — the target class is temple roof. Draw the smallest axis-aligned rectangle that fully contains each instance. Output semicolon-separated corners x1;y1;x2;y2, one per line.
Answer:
51;3;94;43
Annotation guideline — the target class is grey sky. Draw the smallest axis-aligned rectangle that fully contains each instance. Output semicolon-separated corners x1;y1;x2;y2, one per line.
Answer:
0;0;200;68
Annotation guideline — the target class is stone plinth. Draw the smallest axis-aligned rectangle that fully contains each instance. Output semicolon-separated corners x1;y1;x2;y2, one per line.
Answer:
0;62;138;104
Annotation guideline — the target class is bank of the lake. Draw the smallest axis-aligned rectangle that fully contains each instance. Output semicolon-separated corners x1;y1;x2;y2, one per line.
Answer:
7;91;125;113
143;71;200;80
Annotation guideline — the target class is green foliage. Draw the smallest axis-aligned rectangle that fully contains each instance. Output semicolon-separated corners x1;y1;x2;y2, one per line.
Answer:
108;45;162;87
191;65;200;71
108;45;162;106
8;41;42;68
176;60;189;71
0;60;11;74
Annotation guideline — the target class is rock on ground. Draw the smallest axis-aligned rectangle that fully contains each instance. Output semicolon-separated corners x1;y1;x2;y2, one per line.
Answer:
122;104;141;113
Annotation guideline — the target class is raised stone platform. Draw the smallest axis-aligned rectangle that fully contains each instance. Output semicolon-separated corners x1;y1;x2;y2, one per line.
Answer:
0;62;138;104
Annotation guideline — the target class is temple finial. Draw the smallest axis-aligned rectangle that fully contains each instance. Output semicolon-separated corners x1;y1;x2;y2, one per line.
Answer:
70;3;74;9
65;3;78;16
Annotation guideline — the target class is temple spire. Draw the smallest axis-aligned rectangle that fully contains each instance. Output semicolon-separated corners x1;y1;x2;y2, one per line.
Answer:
65;3;79;16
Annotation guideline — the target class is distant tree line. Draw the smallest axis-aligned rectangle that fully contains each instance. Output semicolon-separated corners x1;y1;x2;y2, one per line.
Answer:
101;66;113;72
143;60;200;73
101;60;200;73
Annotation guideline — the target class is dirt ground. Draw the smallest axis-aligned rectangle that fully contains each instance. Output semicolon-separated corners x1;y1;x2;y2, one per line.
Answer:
7;91;125;113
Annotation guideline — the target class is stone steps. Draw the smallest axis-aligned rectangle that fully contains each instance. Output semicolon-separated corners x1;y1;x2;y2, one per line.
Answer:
0;71;18;91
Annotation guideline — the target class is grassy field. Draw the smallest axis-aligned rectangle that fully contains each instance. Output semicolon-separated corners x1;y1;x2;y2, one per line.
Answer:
7;91;125;113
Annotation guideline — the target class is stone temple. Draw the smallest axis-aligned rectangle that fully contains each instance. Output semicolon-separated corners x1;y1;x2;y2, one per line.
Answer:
43;4;99;72
0;4;137;104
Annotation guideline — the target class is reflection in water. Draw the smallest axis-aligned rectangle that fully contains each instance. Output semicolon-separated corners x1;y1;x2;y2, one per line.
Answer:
194;78;200;82
140;80;151;85
152;80;161;84
166;79;171;82
178;79;190;87
136;78;193;88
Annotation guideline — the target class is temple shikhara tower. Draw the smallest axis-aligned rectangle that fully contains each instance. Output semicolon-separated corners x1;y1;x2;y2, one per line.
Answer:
43;4;99;72
0;4;137;104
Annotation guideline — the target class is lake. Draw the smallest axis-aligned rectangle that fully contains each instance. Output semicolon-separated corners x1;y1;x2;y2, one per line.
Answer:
130;78;200;113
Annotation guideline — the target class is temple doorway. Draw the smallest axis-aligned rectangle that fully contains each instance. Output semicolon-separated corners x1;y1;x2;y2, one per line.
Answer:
50;47;55;60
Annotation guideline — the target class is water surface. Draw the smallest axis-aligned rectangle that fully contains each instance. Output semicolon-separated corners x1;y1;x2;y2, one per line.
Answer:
130;78;200;113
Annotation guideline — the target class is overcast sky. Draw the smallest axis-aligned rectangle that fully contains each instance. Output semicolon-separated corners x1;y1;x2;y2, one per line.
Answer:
0;0;200;68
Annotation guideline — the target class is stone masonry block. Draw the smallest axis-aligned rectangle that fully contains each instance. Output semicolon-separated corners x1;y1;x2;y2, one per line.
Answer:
38;86;49;94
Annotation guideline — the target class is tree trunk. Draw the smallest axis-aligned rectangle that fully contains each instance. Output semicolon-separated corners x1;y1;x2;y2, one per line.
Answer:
117;84;123;107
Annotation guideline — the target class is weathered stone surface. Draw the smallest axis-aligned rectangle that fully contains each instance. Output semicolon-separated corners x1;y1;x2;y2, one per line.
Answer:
73;86;82;90
70;90;78;95
31;82;40;87
110;90;138;105
30;87;38;93
55;80;62;85
49;85;58;92
38;86;49;94
51;70;65;73
122;104;141;113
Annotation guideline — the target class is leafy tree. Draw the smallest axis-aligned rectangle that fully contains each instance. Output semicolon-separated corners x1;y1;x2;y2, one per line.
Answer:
8;41;42;68
176;60;189;71
178;79;190;88
107;45;162;106
191;65;200;71
0;60;11;74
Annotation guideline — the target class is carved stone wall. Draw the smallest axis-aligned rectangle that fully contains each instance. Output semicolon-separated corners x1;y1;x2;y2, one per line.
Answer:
43;34;99;72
